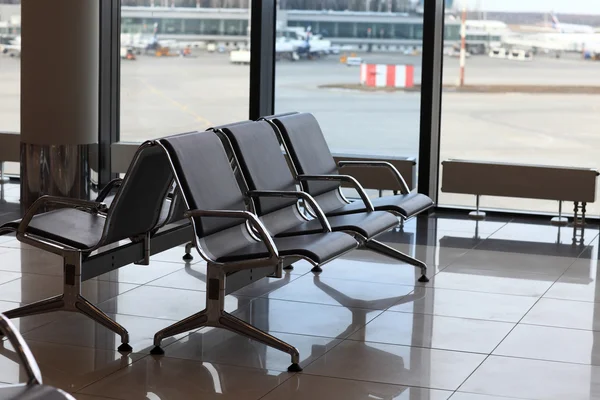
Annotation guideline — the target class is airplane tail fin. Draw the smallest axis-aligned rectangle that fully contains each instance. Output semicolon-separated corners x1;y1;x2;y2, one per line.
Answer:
551;14;561;30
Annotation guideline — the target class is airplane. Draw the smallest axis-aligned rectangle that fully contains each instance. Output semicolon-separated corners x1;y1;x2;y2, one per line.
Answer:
551;14;595;34
1;35;20;57
276;26;337;59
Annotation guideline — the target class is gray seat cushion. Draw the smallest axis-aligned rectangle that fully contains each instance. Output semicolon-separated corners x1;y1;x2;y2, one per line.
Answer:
217;232;357;264
23;208;105;250
278;211;398;239
0;384;75;399
327;192;434;219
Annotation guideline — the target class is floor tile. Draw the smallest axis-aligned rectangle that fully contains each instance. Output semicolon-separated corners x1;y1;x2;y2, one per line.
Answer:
489;222;599;249
0;274;137;304
461;355;600;400
75;395;120;400
428;218;507;235
0;271;20;286
232;274;299;298
451;393;531;400
522;298;600;331
304;340;485;391
543;259;600;303
80;356;288;400
0;248;63;276
430;268;554;297
388;287;538;323
162;329;341;372
95;260;183;285
306;252;439;286
0;340;141;392
149;245;201;265
23;312;184;353
263;274;415;310
350;311;514;354
98;285;252;321
261;374;453;400
233;297;380;339
494;324;600;366
443;250;575;279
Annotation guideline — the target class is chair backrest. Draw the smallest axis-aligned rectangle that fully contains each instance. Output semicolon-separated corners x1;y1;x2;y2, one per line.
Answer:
102;142;174;244
158;131;247;238
219;121;298;216
271;112;341;197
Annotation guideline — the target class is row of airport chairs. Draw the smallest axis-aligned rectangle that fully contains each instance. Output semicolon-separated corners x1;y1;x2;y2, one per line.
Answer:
0;112;433;389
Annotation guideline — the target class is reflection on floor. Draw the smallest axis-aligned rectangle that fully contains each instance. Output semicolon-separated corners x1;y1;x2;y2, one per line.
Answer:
0;208;599;399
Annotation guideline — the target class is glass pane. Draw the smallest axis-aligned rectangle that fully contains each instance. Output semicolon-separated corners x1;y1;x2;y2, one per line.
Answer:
120;1;251;142
439;4;600;214
275;6;425;167
0;0;21;133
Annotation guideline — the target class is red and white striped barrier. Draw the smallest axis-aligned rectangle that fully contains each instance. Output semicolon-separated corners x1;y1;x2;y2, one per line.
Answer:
360;64;415;88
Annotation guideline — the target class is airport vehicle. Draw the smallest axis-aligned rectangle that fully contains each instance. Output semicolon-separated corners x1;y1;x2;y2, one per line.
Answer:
120;46;136;60
1;35;20;57
229;48;250;64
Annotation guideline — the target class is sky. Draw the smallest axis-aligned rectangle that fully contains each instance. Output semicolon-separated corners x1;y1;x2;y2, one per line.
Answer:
457;0;600;15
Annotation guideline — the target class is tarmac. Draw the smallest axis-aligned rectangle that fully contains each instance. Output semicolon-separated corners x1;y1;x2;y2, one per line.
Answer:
1;51;599;215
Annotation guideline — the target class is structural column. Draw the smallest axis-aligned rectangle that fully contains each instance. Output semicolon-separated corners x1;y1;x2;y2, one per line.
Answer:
20;0;99;209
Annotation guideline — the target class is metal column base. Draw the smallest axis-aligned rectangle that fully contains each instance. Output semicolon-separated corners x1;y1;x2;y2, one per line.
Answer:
151;264;301;371
468;211;486;220
364;239;429;282
20;143;91;211
551;217;569;227
2;253;130;352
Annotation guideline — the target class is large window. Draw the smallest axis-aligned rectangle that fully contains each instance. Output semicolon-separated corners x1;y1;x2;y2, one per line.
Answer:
0;1;21;133
119;2;250;142
439;4;600;215
275;8;425;165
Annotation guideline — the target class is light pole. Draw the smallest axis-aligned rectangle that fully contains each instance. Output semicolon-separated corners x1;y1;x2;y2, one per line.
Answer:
459;5;467;86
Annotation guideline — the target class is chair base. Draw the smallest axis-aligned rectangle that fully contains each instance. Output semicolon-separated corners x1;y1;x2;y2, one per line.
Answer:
364;239;429;282
3;253;131;352
151;264;300;370
4;293;131;352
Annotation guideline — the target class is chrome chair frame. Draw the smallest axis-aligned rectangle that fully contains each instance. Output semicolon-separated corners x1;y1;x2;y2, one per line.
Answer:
0;141;178;352
151;135;358;372
0;314;75;399
261;115;429;282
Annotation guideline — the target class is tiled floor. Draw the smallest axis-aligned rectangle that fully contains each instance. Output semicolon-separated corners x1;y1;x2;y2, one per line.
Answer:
0;208;600;399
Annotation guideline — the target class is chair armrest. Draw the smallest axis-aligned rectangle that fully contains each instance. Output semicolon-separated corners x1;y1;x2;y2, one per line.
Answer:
95;178;123;203
18;196;108;236
247;190;332;232
298;174;375;212
337;160;411;194
183;209;279;260
0;314;42;385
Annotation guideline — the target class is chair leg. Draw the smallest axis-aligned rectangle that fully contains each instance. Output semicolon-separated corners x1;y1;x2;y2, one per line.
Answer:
3;295;65;319
219;312;301;372
150;310;209;355
151;263;302;371
183;242;194;261
75;295;131;352
364;239;429;282
4;252;132;352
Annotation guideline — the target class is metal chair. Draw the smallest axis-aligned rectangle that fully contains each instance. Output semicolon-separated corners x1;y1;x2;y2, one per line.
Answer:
215;120;429;282
264;112;434;218
151;131;358;371
262;112;435;280
0;314;75;399
0;141;177;352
